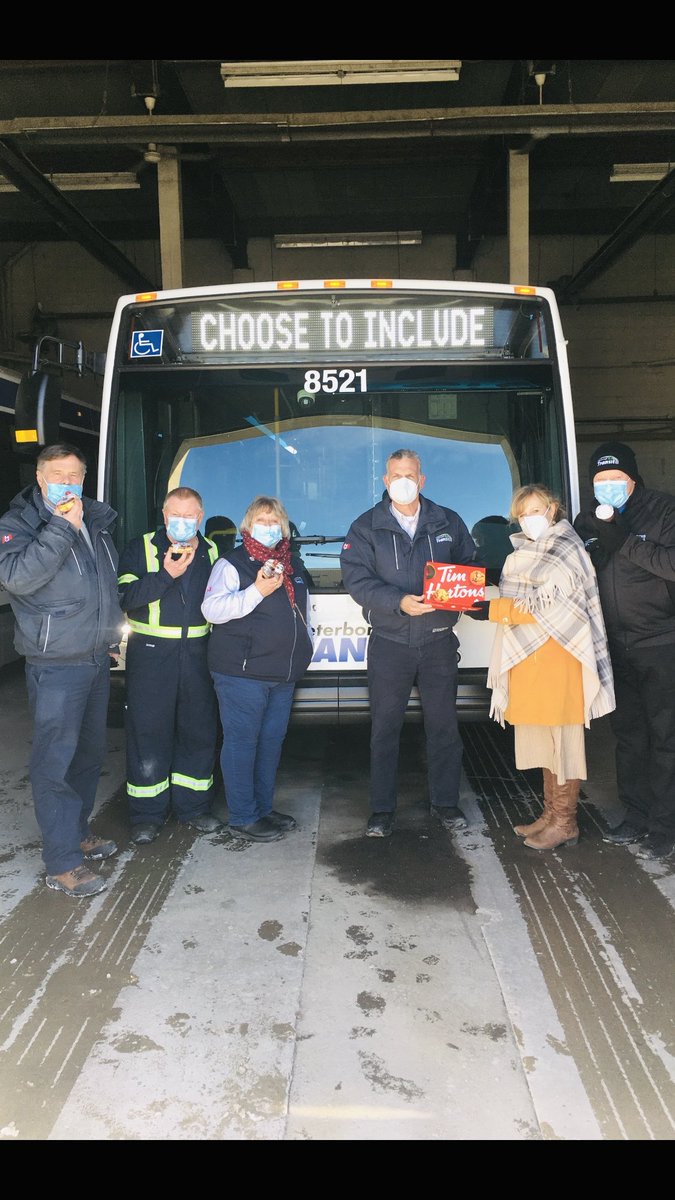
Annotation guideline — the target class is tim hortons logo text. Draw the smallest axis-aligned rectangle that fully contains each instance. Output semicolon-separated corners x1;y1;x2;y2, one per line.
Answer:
423;562;486;610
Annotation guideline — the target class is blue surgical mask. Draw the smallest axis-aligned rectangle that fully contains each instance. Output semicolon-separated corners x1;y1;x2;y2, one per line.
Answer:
167;516;199;542
46;482;83;506
252;522;282;548
594;480;630;510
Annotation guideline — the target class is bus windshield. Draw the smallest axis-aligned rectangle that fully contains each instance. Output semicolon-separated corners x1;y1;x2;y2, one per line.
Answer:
110;361;561;583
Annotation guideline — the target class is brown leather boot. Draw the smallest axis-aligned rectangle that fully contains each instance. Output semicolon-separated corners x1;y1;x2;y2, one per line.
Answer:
514;767;555;838
524;777;580;850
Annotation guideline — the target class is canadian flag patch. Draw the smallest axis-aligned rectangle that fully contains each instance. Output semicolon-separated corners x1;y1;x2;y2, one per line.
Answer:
1;533;12;543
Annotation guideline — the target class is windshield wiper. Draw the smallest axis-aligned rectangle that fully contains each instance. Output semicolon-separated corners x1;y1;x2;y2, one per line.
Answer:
293;535;345;545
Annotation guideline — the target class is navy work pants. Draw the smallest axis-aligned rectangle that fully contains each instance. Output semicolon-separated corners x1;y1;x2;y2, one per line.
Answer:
25;658;111;876
125;636;218;826
212;673;295;827
609;639;675;836
366;632;463;813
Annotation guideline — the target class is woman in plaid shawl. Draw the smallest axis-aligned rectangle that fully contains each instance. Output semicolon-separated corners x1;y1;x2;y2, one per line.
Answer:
466;484;615;850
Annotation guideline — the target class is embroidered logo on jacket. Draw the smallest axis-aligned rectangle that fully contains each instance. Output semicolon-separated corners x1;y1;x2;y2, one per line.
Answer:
1;533;12;543
435;533;453;543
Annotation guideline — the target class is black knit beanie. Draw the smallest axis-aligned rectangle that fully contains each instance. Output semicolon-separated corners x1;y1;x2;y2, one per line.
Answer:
589;441;639;483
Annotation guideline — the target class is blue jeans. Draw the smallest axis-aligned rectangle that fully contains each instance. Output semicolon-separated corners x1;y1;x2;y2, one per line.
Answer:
211;673;295;826
366;633;463;812
25;659;111;876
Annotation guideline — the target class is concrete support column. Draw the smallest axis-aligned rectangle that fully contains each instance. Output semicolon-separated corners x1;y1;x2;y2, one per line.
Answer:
156;146;184;290
508;149;530;285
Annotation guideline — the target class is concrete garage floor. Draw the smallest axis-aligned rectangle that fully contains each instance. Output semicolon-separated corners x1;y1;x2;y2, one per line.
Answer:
0;659;674;1142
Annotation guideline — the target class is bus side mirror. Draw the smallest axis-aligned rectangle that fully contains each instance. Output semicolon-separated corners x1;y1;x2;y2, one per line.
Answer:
13;371;62;454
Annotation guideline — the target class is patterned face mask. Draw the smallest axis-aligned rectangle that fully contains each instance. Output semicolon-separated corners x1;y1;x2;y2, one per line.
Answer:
593;480;630;510
46;482;83;506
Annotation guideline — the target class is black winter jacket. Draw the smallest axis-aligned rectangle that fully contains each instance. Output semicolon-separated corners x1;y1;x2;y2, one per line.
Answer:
0;484;123;665
340;494;476;647
573;484;675;648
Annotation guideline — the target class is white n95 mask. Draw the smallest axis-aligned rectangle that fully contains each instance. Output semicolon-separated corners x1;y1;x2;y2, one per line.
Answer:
388;477;419;505
520;514;550;541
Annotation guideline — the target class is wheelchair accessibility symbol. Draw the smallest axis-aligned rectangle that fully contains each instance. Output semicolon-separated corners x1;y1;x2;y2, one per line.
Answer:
130;330;163;358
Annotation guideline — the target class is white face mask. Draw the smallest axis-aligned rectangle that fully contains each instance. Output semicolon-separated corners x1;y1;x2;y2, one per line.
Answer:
519;513;550;541
388;476;419;505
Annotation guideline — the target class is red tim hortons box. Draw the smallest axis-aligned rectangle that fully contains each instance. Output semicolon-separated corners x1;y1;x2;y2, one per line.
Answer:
423;562;486;610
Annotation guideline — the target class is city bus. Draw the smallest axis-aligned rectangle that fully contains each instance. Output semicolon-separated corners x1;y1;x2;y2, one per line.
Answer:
0;366;100;670
96;277;579;723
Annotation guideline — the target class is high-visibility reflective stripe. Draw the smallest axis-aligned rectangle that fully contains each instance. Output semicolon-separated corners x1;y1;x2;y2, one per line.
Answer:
127;620;210;638
171;772;214;791
127;778;170;798
125;533;218;637
143;534;162;629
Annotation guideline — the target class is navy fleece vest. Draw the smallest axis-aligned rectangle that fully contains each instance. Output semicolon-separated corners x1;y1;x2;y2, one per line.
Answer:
207;546;313;682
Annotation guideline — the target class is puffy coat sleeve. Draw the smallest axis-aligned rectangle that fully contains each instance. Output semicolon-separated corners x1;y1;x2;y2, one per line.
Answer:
489;597;537;626
622;500;675;582
0;513;77;596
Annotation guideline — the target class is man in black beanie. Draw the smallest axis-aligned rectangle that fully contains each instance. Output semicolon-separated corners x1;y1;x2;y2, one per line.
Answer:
574;441;675;861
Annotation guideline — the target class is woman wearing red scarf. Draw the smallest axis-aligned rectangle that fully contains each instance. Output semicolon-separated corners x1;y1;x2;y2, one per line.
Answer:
202;496;314;842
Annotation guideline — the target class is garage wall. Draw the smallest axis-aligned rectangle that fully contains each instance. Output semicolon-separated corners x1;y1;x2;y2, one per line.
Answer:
1;231;674;497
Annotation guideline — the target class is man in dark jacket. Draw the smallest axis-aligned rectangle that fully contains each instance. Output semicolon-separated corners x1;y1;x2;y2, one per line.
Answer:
574;441;675;861
118;486;222;846
0;443;124;898
340;448;476;838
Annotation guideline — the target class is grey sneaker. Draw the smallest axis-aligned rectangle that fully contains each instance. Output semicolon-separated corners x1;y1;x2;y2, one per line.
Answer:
46;865;107;898
365;812;394;838
431;805;467;830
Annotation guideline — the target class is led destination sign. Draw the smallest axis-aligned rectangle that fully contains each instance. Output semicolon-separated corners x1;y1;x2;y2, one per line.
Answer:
190;304;497;358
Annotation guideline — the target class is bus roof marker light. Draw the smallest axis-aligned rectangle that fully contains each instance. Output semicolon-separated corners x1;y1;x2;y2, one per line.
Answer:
135;292;158;302
514;286;537;295
277;281;300;290
324;280;346;288
371;280;393;288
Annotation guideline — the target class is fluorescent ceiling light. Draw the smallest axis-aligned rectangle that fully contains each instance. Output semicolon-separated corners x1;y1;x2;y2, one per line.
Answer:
0;172;140;193
274;231;423;249
610;162;673;183
221;60;461;88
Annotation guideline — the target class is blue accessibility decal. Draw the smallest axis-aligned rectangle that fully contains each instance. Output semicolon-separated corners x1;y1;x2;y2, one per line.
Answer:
130;330;164;358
